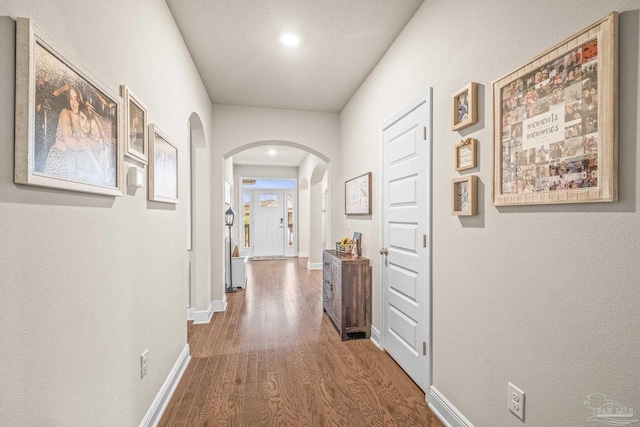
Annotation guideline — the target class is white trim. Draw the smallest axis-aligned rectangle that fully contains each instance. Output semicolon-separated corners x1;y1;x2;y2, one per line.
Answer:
369;325;382;350
139;344;191;427
297;251;309;258
428;386;475;427
307;262;322;270
212;296;228;313
189;296;227;325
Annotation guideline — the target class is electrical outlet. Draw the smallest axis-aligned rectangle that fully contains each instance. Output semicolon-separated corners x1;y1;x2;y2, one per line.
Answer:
141;349;148;378
508;382;525;421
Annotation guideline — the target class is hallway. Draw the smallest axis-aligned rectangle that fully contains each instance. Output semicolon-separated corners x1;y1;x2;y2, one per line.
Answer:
160;258;444;426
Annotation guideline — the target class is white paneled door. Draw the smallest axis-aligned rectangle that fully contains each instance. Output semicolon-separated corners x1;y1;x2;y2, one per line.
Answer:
381;91;431;391
252;190;285;257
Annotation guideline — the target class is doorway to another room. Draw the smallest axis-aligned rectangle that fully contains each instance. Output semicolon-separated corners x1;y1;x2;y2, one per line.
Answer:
240;178;296;259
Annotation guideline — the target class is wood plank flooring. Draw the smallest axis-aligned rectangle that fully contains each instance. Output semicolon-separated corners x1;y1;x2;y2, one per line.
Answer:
160;257;444;426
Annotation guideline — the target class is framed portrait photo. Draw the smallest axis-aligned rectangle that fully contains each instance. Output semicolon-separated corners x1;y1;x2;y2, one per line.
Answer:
121;85;148;164
452;175;478;216
345;172;372;215
452;82;478;131
14;18;123;196
493;12;618;206
455;138;477;171
148;124;179;204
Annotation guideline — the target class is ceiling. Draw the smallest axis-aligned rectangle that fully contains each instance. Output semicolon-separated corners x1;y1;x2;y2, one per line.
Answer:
232;144;309;167
167;0;424;168
166;0;424;113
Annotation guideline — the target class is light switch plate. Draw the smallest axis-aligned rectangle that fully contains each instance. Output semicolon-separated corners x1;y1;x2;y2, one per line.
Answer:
128;166;144;189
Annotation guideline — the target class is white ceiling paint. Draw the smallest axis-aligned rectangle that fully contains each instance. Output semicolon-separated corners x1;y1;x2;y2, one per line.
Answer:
166;0;424;112
232;144;309;167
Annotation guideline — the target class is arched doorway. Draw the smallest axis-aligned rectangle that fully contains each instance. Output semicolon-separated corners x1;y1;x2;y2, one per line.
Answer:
222;140;330;270
186;112;212;322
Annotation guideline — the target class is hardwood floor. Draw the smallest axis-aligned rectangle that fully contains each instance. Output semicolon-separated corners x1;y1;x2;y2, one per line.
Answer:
159;257;444;426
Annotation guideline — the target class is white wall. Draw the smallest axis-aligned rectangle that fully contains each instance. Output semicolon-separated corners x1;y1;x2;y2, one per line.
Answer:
298;153;329;262
190;113;212;312
0;1;213;425
338;1;640;426
213;104;339;292
234;165;298;180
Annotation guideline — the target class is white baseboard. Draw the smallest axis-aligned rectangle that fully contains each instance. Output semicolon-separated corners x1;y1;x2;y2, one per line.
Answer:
307;261;322;270
428;386;475;427
298;252;309;258
139;344;191;427
370;325;382;349
212;296;227;313
188;296;227;325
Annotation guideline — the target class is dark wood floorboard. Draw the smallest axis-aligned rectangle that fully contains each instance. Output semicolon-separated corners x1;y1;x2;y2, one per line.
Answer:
159;257;444;427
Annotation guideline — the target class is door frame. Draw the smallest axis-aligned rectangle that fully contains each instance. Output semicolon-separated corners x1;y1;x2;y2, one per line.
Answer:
378;89;433;389
238;177;298;258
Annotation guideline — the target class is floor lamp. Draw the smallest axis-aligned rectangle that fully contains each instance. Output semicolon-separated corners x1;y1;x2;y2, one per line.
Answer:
225;207;237;294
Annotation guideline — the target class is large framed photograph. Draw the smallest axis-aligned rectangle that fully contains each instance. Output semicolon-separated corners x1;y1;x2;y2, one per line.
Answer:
345;172;371;215
493;12;618;206
14;18;122;196
148;124;179;204
455;138;477;171
121;85;148;164
452;175;478;216
452;82;478;131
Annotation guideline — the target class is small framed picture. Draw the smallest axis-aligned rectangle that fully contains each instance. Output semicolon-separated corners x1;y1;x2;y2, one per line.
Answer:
148;124;179;204
452;82;478;131
452;175;478;216
345;172;372;215
455;138;477;171
121;85;148;164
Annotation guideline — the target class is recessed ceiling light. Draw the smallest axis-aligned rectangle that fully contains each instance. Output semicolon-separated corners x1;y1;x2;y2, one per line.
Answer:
268;149;277;156
280;33;300;47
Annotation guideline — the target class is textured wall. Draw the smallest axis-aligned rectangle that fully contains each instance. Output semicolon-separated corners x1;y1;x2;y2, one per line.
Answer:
339;1;640;426
0;0;213;425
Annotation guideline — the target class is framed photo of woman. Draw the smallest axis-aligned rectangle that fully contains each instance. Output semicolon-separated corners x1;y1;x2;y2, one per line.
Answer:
14;18;123;196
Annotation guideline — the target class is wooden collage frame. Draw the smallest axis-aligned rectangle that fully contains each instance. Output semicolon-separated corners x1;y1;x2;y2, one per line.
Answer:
492;12;618;206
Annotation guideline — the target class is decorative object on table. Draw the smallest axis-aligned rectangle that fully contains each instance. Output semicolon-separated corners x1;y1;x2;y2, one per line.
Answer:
121;85;148;164
493;12;618;206
452;175;478;216
451;82;478;131
14;17;123;196
225;206;237;293
351;232;362;257
345;172;372;215
455;138;477;171
148;124;179;203
336;237;351;254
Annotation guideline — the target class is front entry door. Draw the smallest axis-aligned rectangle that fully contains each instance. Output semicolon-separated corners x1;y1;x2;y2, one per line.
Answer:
381;91;431;391
252;190;285;257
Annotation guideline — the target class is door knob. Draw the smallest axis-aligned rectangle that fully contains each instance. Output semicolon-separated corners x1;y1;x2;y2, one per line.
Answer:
380;248;388;255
